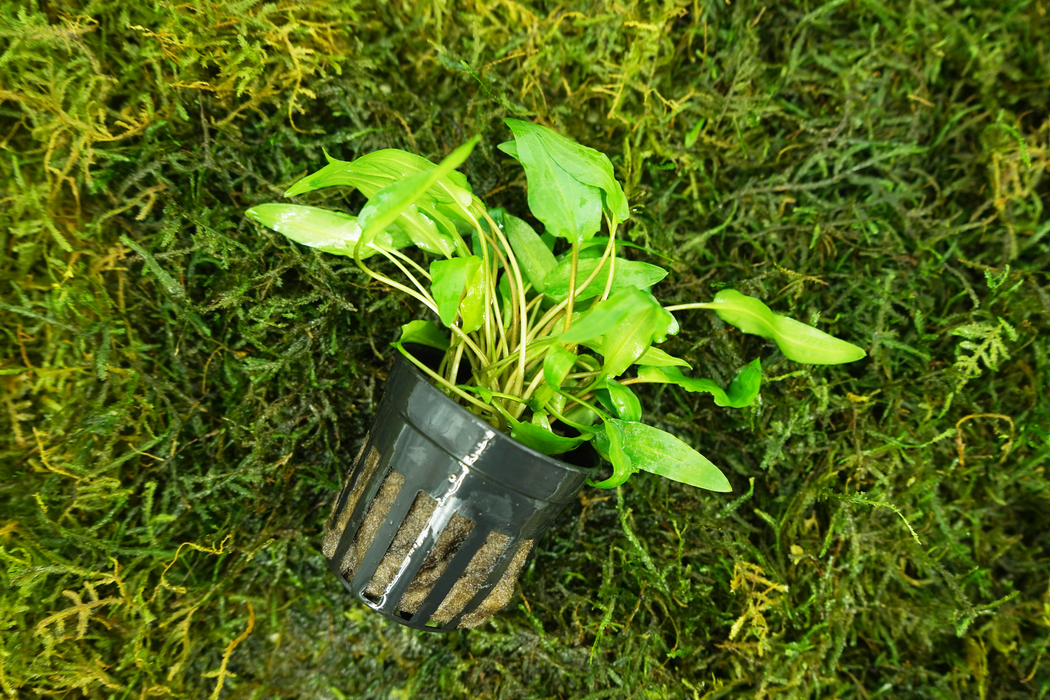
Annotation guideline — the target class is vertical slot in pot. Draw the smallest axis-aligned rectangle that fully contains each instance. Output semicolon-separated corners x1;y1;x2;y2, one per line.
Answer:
322;440;380;560
435;534;534;629
391;508;476;616
336;468;404;590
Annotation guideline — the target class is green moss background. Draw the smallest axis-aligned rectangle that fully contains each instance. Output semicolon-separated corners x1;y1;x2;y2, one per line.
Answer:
1;0;1048;697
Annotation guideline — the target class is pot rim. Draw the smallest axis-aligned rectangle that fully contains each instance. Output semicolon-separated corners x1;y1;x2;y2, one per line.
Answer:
391;353;600;477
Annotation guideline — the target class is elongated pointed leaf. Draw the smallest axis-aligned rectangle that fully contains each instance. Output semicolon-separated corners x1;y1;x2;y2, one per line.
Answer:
245;204;410;259
504;120;602;242
725;359;763;406
503;213;557;292
593;419;731;492
398;203;459;256
511;421;590;455
542;256;667;303
430;256;482;327
286;148;473;207
504;119;630;224
638;359;761;408
497;140;519;159
497;273;513;327
543;344;577;389
710;289;866;365
578;341;691;369
396;320;449;351
635;346;691;368
595;380;643;422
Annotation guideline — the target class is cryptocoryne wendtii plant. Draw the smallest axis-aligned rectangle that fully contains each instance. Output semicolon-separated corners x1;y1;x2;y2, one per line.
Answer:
247;120;865;492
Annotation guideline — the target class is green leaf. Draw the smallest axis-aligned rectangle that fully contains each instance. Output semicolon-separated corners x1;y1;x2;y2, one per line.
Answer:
497;140;519;159
560;288;649;345
396;320;449;351
353;137;479;257
579;342;690;369
638;359;762;408
593;420;731;492
503;213;557;292
635;346;691;368
459;258;486;334
511;422;590;455
285;148;476;257
560;290;678;379
580;236;675;262
602;378;642;421
542;257;667;303
530;384;556;412
286;148;473;208
245;204;411;259
596;289;676;379
726;359;763;406
543;344;577;389
430;256;482;327
590;419;633;488
709;289;866;365
684;118;706;149
577;243;607;260
637;366;721;400
504;119;630;224
473;213;507;262
564;405;600;428
503;120;602;243
357;172;457;256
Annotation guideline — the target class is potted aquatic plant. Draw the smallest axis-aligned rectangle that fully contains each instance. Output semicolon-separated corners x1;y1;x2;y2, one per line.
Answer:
246;120;865;631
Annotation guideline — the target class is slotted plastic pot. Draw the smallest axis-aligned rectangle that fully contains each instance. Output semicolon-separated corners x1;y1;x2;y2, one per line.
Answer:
322;355;597;631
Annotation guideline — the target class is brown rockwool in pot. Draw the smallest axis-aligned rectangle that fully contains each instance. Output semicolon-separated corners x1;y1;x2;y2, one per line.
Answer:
443;537;533;628
363;489;436;597
321;439;380;559
339;468;405;578
327;464;535;628
393;500;475;614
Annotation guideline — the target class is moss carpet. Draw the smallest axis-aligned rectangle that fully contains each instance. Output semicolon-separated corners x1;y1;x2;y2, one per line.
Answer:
1;1;1048;697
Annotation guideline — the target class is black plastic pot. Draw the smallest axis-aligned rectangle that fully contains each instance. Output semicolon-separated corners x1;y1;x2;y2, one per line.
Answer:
322;355;597;632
